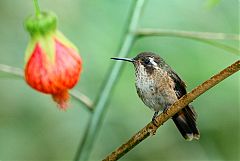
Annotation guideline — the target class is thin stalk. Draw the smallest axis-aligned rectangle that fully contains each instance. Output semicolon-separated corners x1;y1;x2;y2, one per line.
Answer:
33;0;41;17
136;28;240;55
136;28;240;40
74;0;146;161
70;90;93;111
196;39;240;55
0;64;23;77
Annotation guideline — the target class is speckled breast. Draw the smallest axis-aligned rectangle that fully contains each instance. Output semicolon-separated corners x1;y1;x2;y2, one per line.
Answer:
134;65;178;112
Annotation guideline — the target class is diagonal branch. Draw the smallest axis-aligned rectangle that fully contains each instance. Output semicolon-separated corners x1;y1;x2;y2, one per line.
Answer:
0;63;93;110
103;60;240;161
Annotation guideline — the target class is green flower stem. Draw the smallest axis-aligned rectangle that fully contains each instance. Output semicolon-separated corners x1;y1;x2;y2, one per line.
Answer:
33;0;41;17
74;0;146;161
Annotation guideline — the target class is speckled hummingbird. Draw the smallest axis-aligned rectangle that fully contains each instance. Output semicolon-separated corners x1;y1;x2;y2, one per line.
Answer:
111;52;200;141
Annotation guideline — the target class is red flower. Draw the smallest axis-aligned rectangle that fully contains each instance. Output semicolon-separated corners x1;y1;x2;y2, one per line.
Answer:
24;12;82;109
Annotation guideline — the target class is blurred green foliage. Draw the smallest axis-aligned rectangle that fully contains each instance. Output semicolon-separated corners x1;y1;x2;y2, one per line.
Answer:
0;0;239;161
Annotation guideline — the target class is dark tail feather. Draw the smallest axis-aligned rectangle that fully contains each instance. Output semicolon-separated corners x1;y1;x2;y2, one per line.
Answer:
172;105;200;141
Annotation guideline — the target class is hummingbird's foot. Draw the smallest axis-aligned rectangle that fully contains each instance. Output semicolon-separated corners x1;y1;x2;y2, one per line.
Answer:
151;111;159;127
148;127;157;136
163;104;172;114
163;108;168;114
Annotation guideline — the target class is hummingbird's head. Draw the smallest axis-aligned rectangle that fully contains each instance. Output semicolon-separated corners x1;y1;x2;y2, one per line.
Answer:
111;52;164;75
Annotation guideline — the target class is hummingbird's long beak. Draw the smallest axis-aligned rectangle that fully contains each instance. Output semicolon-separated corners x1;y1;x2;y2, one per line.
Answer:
111;57;134;63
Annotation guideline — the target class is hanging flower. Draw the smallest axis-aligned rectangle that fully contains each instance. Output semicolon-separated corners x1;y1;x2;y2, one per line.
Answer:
24;6;82;109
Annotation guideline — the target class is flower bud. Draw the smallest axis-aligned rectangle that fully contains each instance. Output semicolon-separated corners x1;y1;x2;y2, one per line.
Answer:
24;12;82;109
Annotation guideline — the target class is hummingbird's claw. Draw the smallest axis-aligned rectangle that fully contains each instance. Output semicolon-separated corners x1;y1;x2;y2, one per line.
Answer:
148;127;157;135
151;111;159;127
151;120;158;127
163;108;168;114
163;104;172;114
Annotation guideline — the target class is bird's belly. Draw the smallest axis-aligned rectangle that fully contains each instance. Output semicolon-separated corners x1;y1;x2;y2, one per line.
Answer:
140;91;166;112
135;80;170;112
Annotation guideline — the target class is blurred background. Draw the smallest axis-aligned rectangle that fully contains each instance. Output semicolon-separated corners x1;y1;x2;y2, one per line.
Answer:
0;0;239;161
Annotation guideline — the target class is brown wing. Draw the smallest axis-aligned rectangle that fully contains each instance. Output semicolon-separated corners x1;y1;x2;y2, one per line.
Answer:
168;70;187;98
168;70;199;140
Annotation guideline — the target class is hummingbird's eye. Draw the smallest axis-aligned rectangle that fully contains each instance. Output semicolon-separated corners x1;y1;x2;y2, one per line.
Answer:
143;58;150;65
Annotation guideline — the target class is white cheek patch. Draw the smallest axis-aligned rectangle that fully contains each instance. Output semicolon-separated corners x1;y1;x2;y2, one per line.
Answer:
149;57;158;67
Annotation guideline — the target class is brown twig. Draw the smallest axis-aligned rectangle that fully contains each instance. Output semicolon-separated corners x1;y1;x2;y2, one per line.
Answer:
103;60;240;161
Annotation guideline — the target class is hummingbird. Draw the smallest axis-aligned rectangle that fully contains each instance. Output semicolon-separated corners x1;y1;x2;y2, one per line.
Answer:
111;52;200;141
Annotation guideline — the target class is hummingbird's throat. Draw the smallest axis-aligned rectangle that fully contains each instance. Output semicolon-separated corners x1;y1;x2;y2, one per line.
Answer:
137;63;157;76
